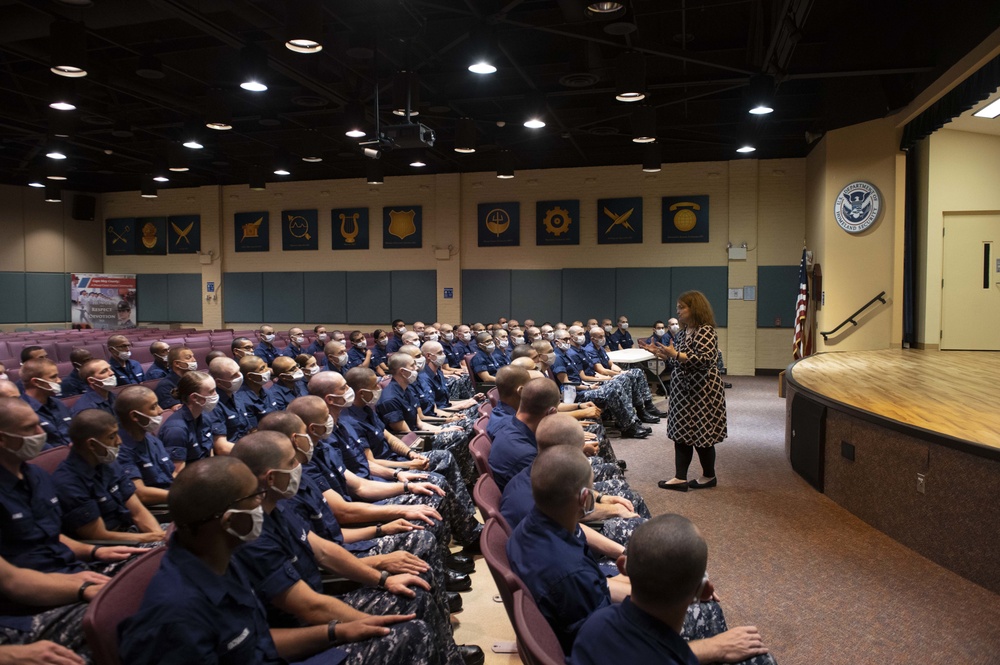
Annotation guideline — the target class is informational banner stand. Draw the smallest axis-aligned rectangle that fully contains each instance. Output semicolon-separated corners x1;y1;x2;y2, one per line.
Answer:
71;273;137;330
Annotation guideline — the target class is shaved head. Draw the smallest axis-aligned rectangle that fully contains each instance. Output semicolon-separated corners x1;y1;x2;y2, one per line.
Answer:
517;377;560;417
535;413;584;453
531;445;592;514
495;365;530;402
287;395;328;428
170;457;257;529
627;514;708;609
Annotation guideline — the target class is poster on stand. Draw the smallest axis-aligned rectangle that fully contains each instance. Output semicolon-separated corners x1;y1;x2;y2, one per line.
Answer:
70;273;137;330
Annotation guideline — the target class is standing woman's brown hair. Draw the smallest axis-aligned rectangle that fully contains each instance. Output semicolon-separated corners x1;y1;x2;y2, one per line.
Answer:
677;291;716;329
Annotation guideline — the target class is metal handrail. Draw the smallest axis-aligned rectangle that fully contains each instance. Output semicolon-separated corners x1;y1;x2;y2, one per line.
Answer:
819;291;887;341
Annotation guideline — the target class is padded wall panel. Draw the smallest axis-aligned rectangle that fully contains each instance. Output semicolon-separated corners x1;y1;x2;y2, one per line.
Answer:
0;273;27;324
303;272;348;323
510;270;562;323
346;271;391;324
669;266;729;327
757;265;799;328
562;269;616;324
223;272;263;323
615;268;672;325
137;274;170;322
391;271;437;323
262;272;304;322
462;270;510;325
168;274;203;323
26;273;69;323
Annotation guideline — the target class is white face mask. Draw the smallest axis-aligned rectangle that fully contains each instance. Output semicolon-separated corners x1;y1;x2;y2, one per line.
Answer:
377;338;388;347
219;375;244;393
603;325;613;333
654;328;666;337
413;357;426;371
313;415;334;439
444;332;455;341
333;353;348;366
396;327;407;335
556;341;571;351
328;387;355;407
196;393;219;411
184;360;198;372
460;332;472;341
234;348;254;359
305;364;320;376
426;333;439;342
250;369;271;384
434;353;448;366
269;464;302;499
292;433;314;463
115;349;132;360
154;353;169;363
574;335;585;345
543;332;554;341
400;367;418;383
133;411;163;434
501;322;509;329
620;322;629;330
34;378;62;396
363;387;382;407
291;336;305;346
513;336;525;346
355;339;367;349
262;333;275;343
93;375;118;391
670;324;681;335
287;369;304;381
225;505;264;543
483;343;496;352
498;339;509;348
1;431;48;461
317;333;328;342
91;438;120;464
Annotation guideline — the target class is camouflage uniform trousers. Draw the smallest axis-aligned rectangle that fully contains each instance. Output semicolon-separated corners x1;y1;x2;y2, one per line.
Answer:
409;452;480;542
336;570;463;665
0;602;91;663
445;375;476;400
594;478;650;519
582;422;619;463
578;380;641;431
379;475;482;549
337;617;457;665
682;601;777;665
591;516;647;548
427;429;476;487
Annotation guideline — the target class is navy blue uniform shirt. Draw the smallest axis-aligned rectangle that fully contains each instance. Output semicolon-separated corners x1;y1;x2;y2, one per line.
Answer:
486;402;516;441
609;329;634;350
507;507;610;655
217;391;255;443
159;405;225;463
155;371;182;409
305;437;351;500
60;369;87;397
346;347;369;371
70;387;116;416
118;428;175;490
570;598;698;665
376;380;421;431
470;349;500;379
340;405;399;462
270;381;308;412
488;416;537;491
144;361;170;381
21;393;72;447
417;366;452;413
0;463;82;574
52;452;137;536
253;341;280;366
110;357;145;386
499;466;534;530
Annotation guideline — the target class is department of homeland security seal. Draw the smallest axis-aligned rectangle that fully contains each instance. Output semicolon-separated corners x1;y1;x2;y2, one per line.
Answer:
834;181;882;234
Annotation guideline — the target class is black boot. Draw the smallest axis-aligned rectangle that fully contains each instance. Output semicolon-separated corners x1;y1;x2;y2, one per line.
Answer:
621;422;652;439
644;401;668;418
637;408;660;424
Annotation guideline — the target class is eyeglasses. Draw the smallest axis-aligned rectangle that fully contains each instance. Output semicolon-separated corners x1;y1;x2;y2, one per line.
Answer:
187;489;267;527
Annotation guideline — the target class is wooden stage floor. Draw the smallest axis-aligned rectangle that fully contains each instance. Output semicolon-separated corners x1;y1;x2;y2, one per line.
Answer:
789;349;1000;452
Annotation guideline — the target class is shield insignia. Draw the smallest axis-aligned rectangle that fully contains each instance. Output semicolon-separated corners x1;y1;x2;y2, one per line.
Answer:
388;210;417;240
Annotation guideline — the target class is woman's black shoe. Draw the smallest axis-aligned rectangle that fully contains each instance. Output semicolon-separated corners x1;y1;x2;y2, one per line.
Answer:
688;477;718;489
657;480;689;492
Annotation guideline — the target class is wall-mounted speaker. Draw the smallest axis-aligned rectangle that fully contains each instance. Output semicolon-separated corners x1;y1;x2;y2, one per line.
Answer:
72;194;96;221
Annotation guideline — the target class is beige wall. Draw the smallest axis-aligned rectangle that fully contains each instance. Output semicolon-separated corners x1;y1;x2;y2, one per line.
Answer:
803;118;903;352
0;184;103;328
917;129;1000;346
98;158;808;373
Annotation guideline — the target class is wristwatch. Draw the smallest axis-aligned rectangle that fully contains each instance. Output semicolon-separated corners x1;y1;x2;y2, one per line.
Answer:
327;619;340;644
377;570;390;588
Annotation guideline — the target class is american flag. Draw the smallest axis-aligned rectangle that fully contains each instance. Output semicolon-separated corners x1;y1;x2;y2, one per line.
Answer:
793;248;811;360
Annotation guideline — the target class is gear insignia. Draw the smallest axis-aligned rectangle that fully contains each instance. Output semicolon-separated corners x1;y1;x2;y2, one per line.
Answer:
543;206;572;236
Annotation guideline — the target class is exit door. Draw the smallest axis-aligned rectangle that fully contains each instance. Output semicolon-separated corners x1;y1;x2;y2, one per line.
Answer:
941;214;1000;350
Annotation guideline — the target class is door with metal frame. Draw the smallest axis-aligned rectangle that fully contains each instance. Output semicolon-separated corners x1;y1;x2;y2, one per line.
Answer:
941;214;1000;350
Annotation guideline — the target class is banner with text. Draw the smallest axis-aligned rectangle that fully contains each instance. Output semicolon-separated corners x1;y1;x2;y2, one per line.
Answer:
71;273;137;330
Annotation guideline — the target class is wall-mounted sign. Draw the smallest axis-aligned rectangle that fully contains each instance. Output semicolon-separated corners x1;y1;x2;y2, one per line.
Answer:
834;181;882;234
662;195;710;243
332;207;369;250
168;214;201;254
383;206;422;249
536;200;580;246
478;202;520;247
282;209;319;250
234;211;269;252
597;197;643;244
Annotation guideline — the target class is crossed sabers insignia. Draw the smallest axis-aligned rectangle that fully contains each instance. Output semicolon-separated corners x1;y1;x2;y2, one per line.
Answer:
603;206;635;234
171;221;194;245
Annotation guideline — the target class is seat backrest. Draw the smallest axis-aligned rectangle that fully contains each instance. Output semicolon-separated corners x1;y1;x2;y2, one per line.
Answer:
480;518;522;626
58;393;84;411
83;546;167;665
472;475;511;534
463;353;479;391
26;445;71;475
473;415;490;438
488;386;499;407
469;432;492;479
512;589;566;665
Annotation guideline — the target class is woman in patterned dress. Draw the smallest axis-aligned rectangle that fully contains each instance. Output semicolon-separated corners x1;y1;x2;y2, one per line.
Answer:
649;291;727;491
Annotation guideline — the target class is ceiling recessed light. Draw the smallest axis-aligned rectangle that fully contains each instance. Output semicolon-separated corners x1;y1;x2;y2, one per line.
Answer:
302;156;323;163
274;168;291;176
469;62;497;75
345;129;366;138
973;98;1000;119
183;139;204;149
50;101;76;111
523;118;545;129
206;121;232;131
240;80;267;92
736;144;756;153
